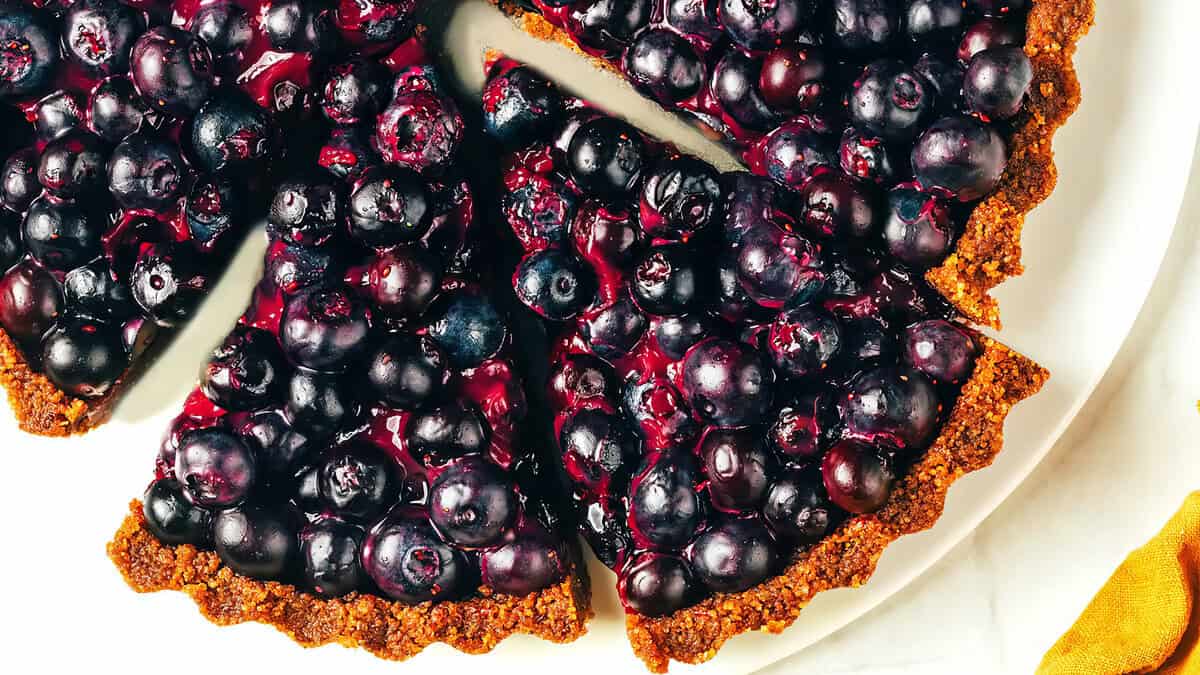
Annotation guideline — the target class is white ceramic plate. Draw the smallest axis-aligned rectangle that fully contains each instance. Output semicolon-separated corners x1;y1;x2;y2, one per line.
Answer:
3;1;1197;673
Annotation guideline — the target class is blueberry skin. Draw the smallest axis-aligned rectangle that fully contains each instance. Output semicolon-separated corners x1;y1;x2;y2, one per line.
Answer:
362;515;471;604
143;478;213;546
175;428;258;508
829;0;900;52
280;288;372;373
580;294;648;360
108;132;186;209
429;456;517;548
88;76;150;143
129;26;214;117
300;520;365;598
567;116;646;197
41;312;128;398
480;522;567;596
687;518;778;593
964;46;1034;121
911;115;1007;202
623;28;704;104
190;88;275;174
514;247;597;321
213;504;299;581
425;292;507;369
22;196;104;271
620;552;697;616
718;0;808;51
628;448;706;551
0;6;60;99
482;65;563;145
61;0;145;76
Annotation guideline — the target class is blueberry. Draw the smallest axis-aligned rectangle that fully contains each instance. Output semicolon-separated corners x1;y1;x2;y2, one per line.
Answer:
286;371;360;438
964;46;1033;120
688;518;777;593
639;156;723;240
829;0;899;52
362;514;469;603
235;410;313;479
958;18;1023;64
911;115;1006;201
710;50;781;131
903;0;965;44
33;90;83;142
560;408;640;494
143;477;212;546
335;0;417;44
482;65;563;144
268;176;344;246
502;176;576;248
568;117;646;197
300;520;364;598
914;52;966;104
23;196;104;271
365;246;442;318
201;326;287;411
430;456;516;548
130;26;214;117
41;312;128;398
0;210;20;271
580;294;648;359
718;0;807;50
0;6;60;99
566;0;652;54
0;259;62;349
631;244;705;317
653;314;712;361
620;552;697;616
849;60;936;143
189;1;253;69
768;395;833;460
514;248;597;321
664;0;723;42
623;28;704;104
425;291;506;369
321;58;388;126
130;243;205;327
628;448;706;550
38;130;108;199
681;338;775;427
213;504;299;580
701;429;772;513
61;0;144;76
280;287;372;372
176;428;257;508
622;376;699;448
263;0;337;52
375;91;463;174
88;76;150;143
882;186;955;267
763;469;833;543
190;88;275;174
758;45;829;113
1;147;39;212
821;440;895;513
838;128;896;184
841;366;940;450
108;131;186;209
577;494;632;569
347;168;431;247
480;521;566;596
365;334;450;409
756;117;837;188
320;444;400;522
318;125;380;182
903;319;978;382
267;240;339;295
734;222;825;310
766;305;842;378
406;405;491;466
184;176;241;247
548;353;617;409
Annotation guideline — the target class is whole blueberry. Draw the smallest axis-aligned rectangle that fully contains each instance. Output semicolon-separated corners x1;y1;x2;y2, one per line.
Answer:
108;131;186;209
623;28;704;104
190;88;275;174
756;117;837;188
718;0;807;50
620;552;697;616
654;314;711;361
482;65;563;144
263;0;337;52
347;168;431;247
759;45;828;113
32;90;81;142
61;0;144;75
710;50;780;131
688;518;777;593
130;26;214;117
88;77;150;143
189;2;253;68
184;176;241;248
213;504;299;580
768;394;833;460
175;428;257;508
628;448;706;550
764;469;834;542
143;477;212;546
681;338;775;427
849;60;936;143
800;172;880;239
502;175;575;249
201;326;287;411
664;0;723;42
568;117;646;197
406;405;491;466
580;294;648;359
236;410;313;479
267;176;344;246
0;6;60;99
841;366;940;450
838;128;896;184
883;186;955;267
430;456;517;548
1;147;39;212
911;115;1007;201
281;287;371;372
766;305;842;378
365;246;442;318
41;312;127;398
23;196;104;270
300;520;364;598
964;46;1033;120
481;521;566;596
425;291;506;369
38;130;108;199
622;376;699;448
958;18;1023;64
286;371;359;438
321;58;388;126
362;514;470;603
821;440;895;513
734;222;825;309
375;91;463;174
0;259;62;348
320;444;400;522
701;429;772;513
514;248;597;321
566;0;652;53
631;244;705;317
560;407;640;494
902;319;978;382
904;0;965;44
365;334;450;409
829;0;899;52
639;156;723;240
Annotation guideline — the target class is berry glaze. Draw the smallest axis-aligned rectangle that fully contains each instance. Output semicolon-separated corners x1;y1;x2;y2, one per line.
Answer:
483;55;990;618
0;0;422;425
139;40;573;605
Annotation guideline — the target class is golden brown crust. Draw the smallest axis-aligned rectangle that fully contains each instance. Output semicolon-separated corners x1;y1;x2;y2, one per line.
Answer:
489;0;1094;329
0;326;112;436
626;338;1049;671
108;503;593;658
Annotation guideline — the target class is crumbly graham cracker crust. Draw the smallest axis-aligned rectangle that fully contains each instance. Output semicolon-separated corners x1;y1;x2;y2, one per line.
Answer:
625;337;1048;671
108;503;593;658
488;0;1094;330
0;326;114;436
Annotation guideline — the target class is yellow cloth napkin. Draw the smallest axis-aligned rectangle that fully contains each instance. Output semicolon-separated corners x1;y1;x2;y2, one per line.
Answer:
1039;493;1200;675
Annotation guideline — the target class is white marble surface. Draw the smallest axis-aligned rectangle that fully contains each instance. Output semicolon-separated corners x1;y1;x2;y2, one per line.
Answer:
760;143;1200;675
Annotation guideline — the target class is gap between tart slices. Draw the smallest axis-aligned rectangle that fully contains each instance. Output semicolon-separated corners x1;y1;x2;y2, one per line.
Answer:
486;0;1095;330
108;502;592;657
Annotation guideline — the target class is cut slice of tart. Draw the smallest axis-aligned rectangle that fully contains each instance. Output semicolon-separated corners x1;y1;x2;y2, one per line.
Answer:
0;0;427;435
487;0;1093;329
479;56;1047;671
108;39;590;659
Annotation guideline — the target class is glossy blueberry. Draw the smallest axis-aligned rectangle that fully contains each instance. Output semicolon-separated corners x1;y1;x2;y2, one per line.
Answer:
33;90;82;142
213;504;299;580
362;514;469;603
664;0;723;42
763;469;833;543
406;405;491;466
23;196;103;271
559;407;640;494
268;176;344;246
914;52;965;103
335;0;418;44
482;64;563;144
759;45;828;113
0;6;60;98
374;91;463;174
548;353;616;409
201;326;287;410
631;244;704;317
143;477;213;546
620;552;697;616
623;376;699;448
280;287;371;372
623;28;704;104
236;410;314;479
321;58;388;126
366;333;450;409
502;176;575;248
184;176;240;247
0;210;20;271
768;394;833;460
654;314;711;360
838;128;896;184
61;0;144;75
514;248;597;321
829;0;900;52
429;456;516;548
480;521;566;596
176;428;257;508
911;115;1007;202
639;155;723;240
766;305;842;378
38;130;108;199
958;18;1023;63
904;0;965;44
718;0;807;50
681;337;775;427
710;50;780;131
300;520;364;597
0;258;62;348
821;439;895;513
802;172;880;240
263;0;337;52
903;319;978;382
578;494;632;569
108;131;185;209
286;371;359;438
568;116;646;197
130;26;214;116
882;186;954;267
425;291;506;369
347;168;431;247
628;448;705;550
688;518;777;593
189;2;253;68
580;294;648;359
756;117;837;188
88;77;150;143
41;312;127;397
701;429;771;513
566;0;652;53
190;88;275;174
849;60;935;143
1;147;39;212
364;246;441;318
734;222;825;309
130;243;205;327
320;444;399;521
964;46;1033;120
841;366;940;450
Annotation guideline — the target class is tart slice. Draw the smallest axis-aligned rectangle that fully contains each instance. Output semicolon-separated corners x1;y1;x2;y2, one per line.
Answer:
480;56;1046;671
488;0;1093;328
108;42;590;659
0;0;426;435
